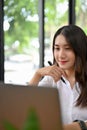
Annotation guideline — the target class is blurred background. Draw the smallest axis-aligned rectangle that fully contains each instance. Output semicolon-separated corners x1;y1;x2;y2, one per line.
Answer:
0;0;87;85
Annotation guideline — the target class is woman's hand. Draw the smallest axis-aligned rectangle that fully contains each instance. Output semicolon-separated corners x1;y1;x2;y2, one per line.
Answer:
63;121;87;130
29;65;66;85
37;65;66;82
63;122;84;130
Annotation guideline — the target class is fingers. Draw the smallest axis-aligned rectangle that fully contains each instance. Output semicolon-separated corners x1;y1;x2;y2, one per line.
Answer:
54;63;66;77
37;65;66;82
48;65;65;82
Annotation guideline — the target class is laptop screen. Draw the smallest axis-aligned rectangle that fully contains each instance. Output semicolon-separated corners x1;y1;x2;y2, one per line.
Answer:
0;83;63;130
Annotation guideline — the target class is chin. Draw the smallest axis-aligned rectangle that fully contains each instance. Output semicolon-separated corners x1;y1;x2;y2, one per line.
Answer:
59;66;68;70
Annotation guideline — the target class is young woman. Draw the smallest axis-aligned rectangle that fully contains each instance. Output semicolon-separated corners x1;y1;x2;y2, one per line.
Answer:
29;25;87;130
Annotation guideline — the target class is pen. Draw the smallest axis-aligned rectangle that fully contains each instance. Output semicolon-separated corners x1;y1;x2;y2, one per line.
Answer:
48;61;66;84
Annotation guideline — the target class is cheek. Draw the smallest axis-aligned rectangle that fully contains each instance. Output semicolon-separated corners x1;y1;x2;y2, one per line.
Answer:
53;51;58;63
54;51;58;59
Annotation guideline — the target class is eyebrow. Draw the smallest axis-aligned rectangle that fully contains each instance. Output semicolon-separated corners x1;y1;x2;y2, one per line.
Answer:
54;44;70;47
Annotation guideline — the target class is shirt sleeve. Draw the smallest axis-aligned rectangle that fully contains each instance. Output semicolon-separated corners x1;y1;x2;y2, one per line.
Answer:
38;76;55;87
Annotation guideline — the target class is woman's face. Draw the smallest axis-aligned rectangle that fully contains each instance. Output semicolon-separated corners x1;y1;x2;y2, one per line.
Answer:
54;34;75;71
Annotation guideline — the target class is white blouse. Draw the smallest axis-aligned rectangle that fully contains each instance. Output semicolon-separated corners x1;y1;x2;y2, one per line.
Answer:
38;76;87;124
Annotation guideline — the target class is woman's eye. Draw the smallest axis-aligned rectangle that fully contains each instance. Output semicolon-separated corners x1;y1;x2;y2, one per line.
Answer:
65;47;71;50
54;47;59;50
65;48;69;49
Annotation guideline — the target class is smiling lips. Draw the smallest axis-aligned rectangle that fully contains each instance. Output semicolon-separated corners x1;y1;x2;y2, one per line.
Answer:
59;61;67;65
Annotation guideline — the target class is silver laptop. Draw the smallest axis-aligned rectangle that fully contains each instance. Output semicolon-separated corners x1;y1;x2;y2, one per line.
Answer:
0;83;63;130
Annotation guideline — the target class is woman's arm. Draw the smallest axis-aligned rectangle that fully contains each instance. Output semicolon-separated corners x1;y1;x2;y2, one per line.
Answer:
63;121;87;130
29;65;66;85
29;71;42;85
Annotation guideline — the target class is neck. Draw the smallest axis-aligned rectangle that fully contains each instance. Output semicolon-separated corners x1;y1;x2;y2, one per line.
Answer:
65;69;75;78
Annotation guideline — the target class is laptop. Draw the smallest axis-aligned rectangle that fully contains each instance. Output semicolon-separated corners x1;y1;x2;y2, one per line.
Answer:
0;82;63;130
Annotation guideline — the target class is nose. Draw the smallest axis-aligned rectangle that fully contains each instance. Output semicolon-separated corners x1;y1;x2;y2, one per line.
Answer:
58;49;65;58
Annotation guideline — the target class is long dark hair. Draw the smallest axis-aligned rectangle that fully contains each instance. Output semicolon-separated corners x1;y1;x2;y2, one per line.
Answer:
52;25;87;107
